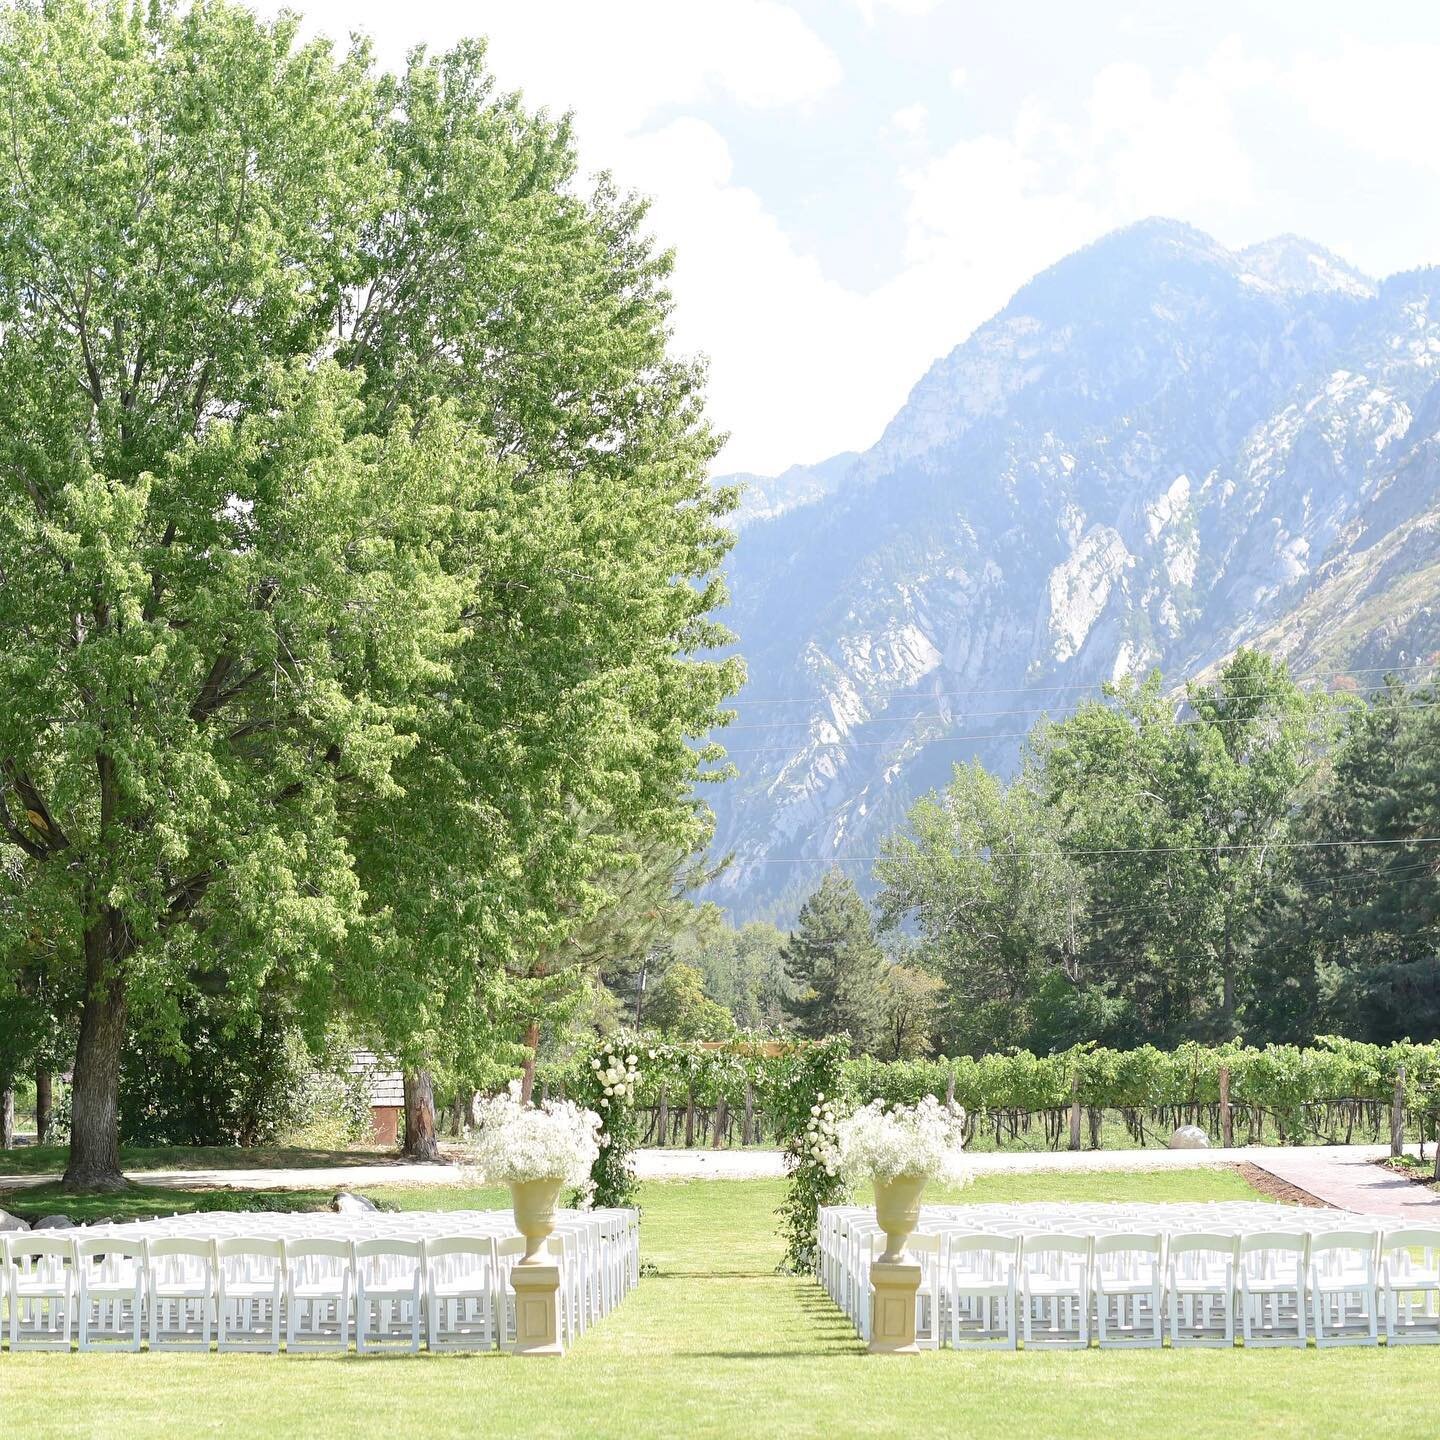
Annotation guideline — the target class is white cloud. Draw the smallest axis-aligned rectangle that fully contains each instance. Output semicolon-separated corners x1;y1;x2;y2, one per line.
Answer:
1284;43;1440;172
885;102;929;141
949;65;969;90
853;0;945;21
296;1;843;143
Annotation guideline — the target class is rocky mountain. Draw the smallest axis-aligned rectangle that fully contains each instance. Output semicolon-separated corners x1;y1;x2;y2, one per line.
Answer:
708;219;1440;923
725;451;859;529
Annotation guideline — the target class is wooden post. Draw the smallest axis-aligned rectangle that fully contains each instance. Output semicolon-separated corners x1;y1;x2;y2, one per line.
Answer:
1219;1065;1233;1149
1068;1074;1081;1152
1392;1065;1406;1158
657;1085;669;1149
712;1096;728;1149
741;1083;754;1146
685;1084;696;1148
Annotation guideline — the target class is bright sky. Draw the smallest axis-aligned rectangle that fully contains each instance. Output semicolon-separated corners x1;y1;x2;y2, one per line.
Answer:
286;1;1440;475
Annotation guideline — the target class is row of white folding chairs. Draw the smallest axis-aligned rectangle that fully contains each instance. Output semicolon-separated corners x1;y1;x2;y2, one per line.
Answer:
78;1208;640;1316
819;1203;1375;1297
0;1217;637;1354
822;1220;1440;1349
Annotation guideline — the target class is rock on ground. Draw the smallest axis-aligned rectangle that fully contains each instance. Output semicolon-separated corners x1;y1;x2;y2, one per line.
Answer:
332;1191;379;1213
1169;1125;1211;1150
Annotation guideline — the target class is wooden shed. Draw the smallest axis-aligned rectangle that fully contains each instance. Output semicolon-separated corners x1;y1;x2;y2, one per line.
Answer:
349;1050;405;1146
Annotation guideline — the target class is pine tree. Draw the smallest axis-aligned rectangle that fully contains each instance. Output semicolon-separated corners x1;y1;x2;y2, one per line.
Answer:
783;871;887;1055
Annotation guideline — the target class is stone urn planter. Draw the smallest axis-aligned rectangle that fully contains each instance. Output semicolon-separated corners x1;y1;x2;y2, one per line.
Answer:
511;1176;564;1263
873;1172;929;1263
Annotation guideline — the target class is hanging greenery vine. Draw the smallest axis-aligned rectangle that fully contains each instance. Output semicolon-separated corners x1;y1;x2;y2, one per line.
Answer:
763;1036;851;1274
570;1035;642;1209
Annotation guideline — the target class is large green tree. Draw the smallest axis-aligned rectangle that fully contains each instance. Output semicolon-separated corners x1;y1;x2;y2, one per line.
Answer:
1037;650;1323;1043
1252;680;1440;1041
875;762;1086;1053
0;1;738;1187
783;870;886;1055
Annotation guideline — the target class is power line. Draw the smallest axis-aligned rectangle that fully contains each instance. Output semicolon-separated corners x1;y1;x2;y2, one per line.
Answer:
713;691;1440;737
728;836;1440;864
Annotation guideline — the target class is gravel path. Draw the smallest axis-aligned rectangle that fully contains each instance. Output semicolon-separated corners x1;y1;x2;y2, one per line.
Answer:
4;1144;1438;1214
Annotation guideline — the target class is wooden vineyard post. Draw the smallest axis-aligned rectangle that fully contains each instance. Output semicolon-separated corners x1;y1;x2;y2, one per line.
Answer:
1068;1073;1082;1152
685;1084;696;1148
1219;1065;1233;1149
1392;1066;1406;1158
742;1082;755;1146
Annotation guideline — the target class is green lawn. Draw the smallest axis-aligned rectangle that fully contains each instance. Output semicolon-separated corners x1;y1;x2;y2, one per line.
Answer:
1;1168;1434;1440
0;1143;404;1178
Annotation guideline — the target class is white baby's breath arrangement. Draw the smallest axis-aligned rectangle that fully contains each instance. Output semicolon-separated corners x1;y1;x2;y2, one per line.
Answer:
463;1081;601;1187
836;1095;968;1187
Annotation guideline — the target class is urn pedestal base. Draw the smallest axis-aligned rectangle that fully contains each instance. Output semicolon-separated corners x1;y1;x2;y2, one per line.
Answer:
510;1262;563;1356
868;1260;922;1354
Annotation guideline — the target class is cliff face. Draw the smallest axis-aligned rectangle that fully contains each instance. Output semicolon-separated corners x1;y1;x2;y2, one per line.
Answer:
710;220;1440;922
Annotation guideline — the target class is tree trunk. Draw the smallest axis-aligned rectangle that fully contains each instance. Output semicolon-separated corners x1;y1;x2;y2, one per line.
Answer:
401;1069;440;1161
35;1068;52;1145
1220;910;1236;1038
63;918;129;1190
519;1020;541;1104
0;1088;13;1149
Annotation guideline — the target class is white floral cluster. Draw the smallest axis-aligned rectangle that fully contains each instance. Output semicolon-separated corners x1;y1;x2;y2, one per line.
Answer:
835;1095;968;1186
801;1093;840;1177
590;1043;639;1148
462;1081;601;1187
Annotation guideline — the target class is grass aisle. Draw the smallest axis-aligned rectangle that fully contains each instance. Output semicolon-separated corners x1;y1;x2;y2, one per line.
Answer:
1;1170;1436;1439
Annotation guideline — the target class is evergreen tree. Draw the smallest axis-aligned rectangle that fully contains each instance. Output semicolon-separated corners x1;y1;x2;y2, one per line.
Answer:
783;871;886;1055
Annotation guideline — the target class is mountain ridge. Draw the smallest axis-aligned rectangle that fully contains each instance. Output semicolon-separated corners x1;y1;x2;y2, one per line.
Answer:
708;219;1440;924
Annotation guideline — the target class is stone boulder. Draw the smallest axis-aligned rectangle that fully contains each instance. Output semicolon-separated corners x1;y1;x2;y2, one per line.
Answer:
33;1214;75;1229
332;1192;378;1214
0;1209;30;1232
1169;1124;1211;1150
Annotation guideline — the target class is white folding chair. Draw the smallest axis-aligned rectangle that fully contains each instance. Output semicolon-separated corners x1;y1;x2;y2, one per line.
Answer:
146;1236;216;1351
1166;1233;1237;1348
1093;1233;1163;1348
5;1233;76;1351
75;1235;146;1352
354;1238;423;1353
1309;1230;1379;1348
1238;1232;1309;1348
424;1236;498;1352
1379;1228;1440;1345
284;1238;354;1353
215;1237;284;1353
908;1233;942;1350
1020;1234;1092;1349
946;1233;1020;1349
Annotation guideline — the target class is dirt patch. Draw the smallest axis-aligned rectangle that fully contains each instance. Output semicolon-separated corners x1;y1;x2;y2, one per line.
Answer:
1235;1162;1329;1207
1375;1156;1439;1192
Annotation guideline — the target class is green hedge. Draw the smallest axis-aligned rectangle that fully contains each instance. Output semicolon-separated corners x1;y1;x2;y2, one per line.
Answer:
537;1035;1440;1149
